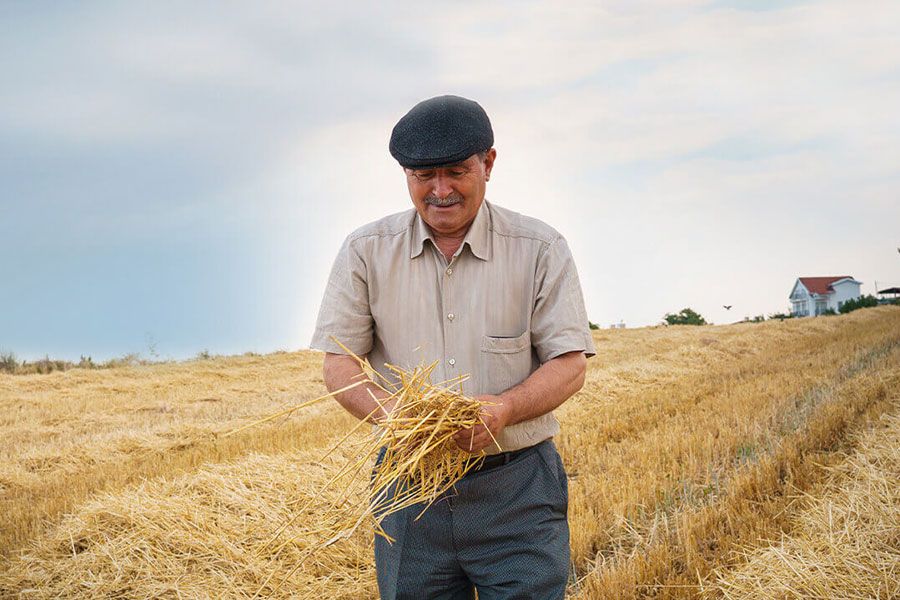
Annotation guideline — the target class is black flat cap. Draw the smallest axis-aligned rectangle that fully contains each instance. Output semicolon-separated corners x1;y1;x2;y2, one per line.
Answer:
389;95;493;169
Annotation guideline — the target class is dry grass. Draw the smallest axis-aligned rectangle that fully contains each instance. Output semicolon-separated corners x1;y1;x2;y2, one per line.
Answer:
0;352;355;555
242;358;492;591
709;412;900;599
1;306;898;598
569;338;900;598
4;449;377;599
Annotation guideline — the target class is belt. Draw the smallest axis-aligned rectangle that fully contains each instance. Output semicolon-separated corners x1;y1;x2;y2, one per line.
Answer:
465;444;535;475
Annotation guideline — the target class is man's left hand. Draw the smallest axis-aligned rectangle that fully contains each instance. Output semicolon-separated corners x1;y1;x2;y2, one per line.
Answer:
453;394;511;454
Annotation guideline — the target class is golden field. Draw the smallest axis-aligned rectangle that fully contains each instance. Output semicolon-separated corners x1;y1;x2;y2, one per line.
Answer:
1;307;898;599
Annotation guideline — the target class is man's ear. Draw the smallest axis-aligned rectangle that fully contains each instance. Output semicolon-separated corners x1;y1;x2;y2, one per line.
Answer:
483;147;497;181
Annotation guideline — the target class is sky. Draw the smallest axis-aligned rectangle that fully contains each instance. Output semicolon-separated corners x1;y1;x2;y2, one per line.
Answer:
1;0;898;362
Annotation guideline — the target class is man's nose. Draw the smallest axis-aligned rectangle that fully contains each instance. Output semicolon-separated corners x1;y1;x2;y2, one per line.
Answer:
431;174;453;198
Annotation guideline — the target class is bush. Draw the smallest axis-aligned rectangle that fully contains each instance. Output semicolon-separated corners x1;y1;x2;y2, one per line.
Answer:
839;294;879;314
0;351;155;375
588;321;600;331
664;308;707;326
103;353;143;369
1;351;18;374
12;355;72;375
768;312;793;321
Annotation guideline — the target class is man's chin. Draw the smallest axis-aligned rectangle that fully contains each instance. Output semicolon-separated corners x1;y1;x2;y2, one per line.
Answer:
424;203;462;221
423;212;465;234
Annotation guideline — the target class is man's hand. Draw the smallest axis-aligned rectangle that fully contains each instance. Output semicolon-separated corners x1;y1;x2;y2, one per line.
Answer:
453;395;509;453
451;351;588;454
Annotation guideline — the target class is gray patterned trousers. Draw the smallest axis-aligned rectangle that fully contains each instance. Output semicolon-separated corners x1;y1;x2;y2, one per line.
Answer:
374;439;570;600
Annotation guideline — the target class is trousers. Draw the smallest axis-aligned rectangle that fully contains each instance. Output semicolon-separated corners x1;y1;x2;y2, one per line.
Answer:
374;439;570;600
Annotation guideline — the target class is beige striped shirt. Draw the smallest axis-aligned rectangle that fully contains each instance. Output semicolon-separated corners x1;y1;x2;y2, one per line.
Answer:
311;199;595;452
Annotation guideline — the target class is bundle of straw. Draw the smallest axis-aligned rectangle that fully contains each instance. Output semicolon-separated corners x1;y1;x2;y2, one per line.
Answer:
224;341;497;596
366;359;495;537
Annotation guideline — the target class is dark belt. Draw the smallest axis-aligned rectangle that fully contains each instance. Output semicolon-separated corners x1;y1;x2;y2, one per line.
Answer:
465;444;535;475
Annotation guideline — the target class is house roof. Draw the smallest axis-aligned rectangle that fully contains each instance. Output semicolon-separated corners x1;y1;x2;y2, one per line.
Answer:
798;276;855;295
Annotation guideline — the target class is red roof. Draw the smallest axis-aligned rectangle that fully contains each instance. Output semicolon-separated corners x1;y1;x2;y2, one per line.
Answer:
799;276;853;295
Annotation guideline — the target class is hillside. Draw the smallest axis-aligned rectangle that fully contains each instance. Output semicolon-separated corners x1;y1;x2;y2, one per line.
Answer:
2;307;898;598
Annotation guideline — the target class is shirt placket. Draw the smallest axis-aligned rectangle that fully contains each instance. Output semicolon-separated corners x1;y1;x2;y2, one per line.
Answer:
438;251;460;391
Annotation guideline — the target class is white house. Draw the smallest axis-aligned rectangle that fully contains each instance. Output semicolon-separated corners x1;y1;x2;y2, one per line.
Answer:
789;276;862;317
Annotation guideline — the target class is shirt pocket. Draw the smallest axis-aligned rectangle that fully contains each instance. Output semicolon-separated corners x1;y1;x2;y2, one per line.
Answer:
480;330;532;394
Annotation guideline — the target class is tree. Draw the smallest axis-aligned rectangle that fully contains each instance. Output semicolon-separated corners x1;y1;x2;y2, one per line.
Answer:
839;294;879;314
664;307;707;326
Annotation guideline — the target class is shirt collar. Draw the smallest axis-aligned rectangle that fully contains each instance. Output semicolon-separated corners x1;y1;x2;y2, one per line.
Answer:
409;199;493;261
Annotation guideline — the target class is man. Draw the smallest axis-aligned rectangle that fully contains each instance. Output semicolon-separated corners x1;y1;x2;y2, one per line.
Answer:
310;95;595;599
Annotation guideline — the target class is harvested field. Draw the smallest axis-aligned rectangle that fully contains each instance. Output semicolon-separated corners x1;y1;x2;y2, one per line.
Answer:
1;307;898;598
711;411;900;599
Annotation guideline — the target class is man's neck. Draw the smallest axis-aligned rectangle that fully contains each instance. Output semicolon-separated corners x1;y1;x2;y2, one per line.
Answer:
433;233;467;262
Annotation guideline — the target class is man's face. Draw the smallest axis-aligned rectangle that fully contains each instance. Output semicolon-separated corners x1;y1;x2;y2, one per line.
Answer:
404;149;496;238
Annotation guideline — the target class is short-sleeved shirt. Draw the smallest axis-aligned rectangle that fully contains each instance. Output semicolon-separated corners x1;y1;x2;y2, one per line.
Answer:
310;199;595;453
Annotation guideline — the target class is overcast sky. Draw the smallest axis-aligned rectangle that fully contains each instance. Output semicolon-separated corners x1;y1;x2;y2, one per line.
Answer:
2;0;898;361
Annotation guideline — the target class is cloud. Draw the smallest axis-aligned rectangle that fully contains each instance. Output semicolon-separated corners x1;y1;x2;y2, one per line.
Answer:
2;0;899;357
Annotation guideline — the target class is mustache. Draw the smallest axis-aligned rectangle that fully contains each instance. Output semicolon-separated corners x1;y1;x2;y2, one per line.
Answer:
424;192;464;207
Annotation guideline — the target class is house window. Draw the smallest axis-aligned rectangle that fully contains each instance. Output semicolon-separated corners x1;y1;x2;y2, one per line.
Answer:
815;300;827;315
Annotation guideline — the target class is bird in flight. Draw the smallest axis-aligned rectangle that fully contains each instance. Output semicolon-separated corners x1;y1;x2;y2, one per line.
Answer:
723;305;732;310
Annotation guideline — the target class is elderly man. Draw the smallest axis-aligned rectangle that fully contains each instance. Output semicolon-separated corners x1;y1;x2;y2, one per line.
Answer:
311;95;594;599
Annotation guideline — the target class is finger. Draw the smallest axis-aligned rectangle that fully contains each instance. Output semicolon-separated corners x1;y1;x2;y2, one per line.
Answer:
452;428;472;445
464;431;493;453
454;436;476;452
454;429;486;452
474;432;498;453
453;424;484;444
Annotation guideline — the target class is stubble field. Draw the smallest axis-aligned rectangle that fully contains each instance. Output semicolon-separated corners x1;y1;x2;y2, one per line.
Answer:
2;307;899;599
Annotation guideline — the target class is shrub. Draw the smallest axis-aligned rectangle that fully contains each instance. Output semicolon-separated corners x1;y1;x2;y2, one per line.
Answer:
588;321;600;331
14;355;73;375
0;351;18;374
103;353;142;369
839;294;879;314
664;308;708;326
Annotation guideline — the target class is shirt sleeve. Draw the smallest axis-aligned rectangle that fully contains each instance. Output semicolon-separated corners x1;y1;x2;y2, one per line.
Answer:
531;235;596;363
309;236;375;356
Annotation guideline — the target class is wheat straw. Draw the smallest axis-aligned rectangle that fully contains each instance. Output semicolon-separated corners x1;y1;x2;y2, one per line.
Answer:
230;339;497;596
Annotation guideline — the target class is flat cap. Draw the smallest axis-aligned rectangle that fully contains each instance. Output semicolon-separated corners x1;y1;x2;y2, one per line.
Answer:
389;95;493;169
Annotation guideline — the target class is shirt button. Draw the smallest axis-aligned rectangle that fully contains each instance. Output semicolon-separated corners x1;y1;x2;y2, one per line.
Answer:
447;313;455;321
448;358;456;366
446;267;453;276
